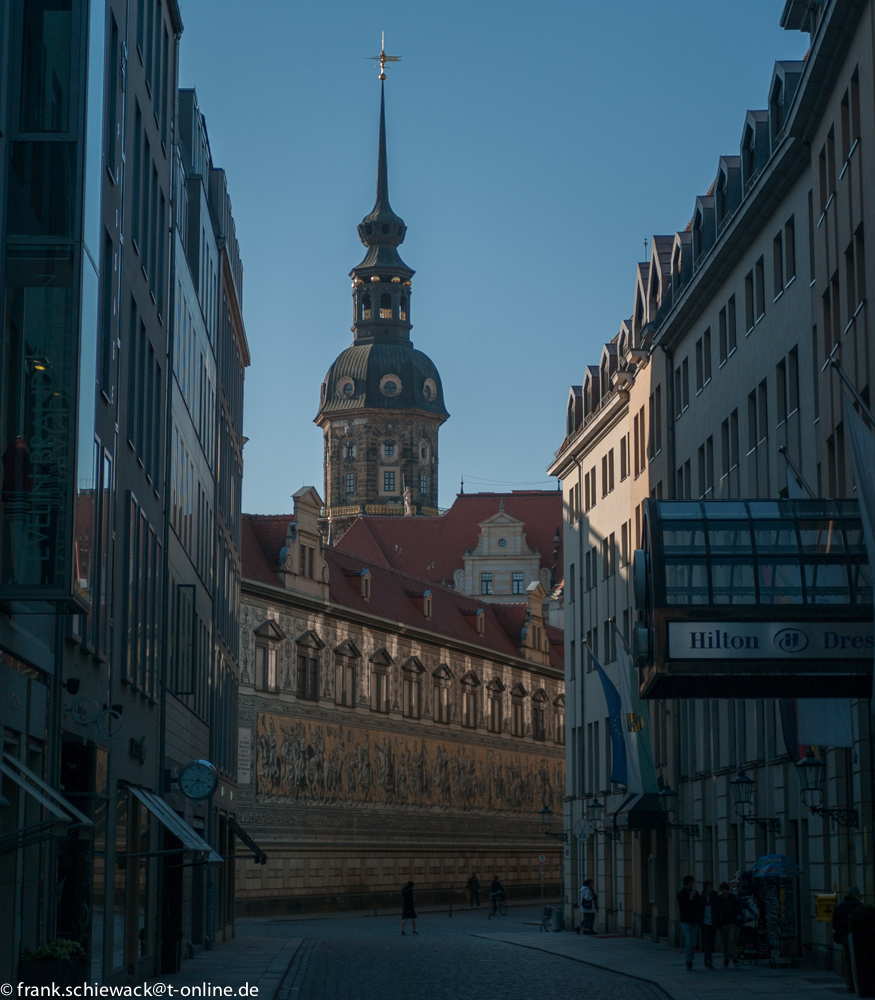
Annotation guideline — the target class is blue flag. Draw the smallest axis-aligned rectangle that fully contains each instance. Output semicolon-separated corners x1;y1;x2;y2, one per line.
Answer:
588;647;628;787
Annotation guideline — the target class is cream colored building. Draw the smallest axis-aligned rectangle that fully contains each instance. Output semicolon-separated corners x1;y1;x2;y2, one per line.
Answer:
549;0;875;969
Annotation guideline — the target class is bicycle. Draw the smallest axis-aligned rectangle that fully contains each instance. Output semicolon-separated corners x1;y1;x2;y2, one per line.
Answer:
489;890;508;918
540;905;554;932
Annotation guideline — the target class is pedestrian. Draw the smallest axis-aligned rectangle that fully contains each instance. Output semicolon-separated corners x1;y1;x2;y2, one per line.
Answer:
701;881;717;968
466;871;481;908
676;875;702;971
832;886;863;992
579;878;597;935
401;880;418;935
712;882;740;967
489;874;505;915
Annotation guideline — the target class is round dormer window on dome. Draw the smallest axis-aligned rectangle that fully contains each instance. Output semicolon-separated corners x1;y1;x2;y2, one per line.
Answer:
336;377;356;398
380;374;402;397
422;378;437;402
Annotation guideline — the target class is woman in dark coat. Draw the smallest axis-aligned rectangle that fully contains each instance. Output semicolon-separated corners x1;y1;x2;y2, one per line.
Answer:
401;881;417;935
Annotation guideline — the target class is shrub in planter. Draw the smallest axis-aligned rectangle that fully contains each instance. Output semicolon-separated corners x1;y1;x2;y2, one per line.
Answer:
848;906;875;998
18;940;88;988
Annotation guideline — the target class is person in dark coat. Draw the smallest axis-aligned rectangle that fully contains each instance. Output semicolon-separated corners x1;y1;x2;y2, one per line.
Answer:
676;875;703;971
466;872;481;907
832;887;863;991
711;882;741;967
401;881;417;935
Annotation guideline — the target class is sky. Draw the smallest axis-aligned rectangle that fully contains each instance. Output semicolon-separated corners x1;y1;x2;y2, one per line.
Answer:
177;1;809;514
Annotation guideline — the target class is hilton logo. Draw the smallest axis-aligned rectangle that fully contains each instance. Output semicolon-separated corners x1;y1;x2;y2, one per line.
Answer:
774;628;809;653
689;631;759;650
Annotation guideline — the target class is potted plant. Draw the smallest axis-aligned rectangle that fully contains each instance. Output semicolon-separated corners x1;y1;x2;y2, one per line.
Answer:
848;905;875;998
18;939;88;988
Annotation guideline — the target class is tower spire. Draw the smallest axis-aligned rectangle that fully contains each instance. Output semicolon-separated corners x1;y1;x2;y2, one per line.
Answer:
376;81;390;213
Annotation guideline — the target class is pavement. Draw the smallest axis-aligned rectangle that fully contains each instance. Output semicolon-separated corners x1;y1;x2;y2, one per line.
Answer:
144;935;302;1000
141;904;848;1000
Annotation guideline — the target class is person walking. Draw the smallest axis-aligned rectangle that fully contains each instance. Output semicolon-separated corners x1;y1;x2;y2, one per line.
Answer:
676;875;703;971
712;882;741;967
401;880;418;935
489;875;505;915
466;872;481;907
579;878;597;935
701;881;717;968
832;886;863;991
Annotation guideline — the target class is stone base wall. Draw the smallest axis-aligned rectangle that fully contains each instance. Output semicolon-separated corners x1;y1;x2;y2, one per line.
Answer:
236;846;561;916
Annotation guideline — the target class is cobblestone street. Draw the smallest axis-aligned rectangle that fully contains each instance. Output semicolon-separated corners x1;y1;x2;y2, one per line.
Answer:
240;906;666;1000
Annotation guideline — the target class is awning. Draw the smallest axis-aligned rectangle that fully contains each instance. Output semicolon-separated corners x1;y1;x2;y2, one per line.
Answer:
128;786;223;864
226;815;268;864
610;791;665;833
2;753;93;826
0;754;93;856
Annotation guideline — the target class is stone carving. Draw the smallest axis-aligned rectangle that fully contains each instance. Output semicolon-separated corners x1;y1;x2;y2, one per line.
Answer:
255;712;563;815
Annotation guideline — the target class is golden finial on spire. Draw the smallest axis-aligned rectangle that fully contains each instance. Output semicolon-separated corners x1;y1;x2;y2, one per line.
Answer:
369;31;400;81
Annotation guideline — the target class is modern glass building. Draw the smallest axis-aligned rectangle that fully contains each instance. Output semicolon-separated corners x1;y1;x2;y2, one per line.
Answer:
636;499;873;697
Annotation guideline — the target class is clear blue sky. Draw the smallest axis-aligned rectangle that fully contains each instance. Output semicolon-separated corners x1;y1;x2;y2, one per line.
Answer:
178;1;808;514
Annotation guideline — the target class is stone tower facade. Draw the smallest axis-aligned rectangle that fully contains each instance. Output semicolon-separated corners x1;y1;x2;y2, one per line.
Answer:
315;82;449;538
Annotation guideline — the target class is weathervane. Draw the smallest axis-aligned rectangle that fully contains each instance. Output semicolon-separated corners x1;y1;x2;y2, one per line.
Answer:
370;31;400;80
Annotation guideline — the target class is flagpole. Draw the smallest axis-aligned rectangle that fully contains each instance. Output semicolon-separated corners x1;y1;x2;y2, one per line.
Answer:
824;352;875;427
777;445;817;499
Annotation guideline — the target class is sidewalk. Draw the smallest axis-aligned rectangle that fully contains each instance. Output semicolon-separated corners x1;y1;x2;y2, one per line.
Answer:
477;931;847;1000
144;937;303;1000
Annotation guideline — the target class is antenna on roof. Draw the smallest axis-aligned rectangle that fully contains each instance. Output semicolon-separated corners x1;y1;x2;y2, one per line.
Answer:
460;475;464;494
644;237;649;257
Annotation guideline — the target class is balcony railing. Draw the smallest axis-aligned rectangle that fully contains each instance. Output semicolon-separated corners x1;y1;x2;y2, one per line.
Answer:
379;309;392;319
320;505;363;518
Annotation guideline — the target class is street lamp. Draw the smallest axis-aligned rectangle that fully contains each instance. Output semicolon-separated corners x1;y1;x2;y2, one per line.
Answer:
539;804;568;843
656;780;698;838
729;769;780;834
795;749;858;828
586;795;604;827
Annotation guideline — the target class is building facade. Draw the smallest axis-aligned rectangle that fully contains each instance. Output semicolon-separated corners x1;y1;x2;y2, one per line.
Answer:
549;0;875;970
235;488;565;912
316;84;448;537
0;0;247;983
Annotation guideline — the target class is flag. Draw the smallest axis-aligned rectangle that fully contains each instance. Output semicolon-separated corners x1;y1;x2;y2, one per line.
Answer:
843;391;875;698
780;698;854;756
614;641;643;796
786;466;806;499
588;647;628;787
616;635;659;795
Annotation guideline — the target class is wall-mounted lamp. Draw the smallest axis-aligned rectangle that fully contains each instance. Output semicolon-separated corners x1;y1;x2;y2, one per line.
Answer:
729;769;781;833
795;749;858;828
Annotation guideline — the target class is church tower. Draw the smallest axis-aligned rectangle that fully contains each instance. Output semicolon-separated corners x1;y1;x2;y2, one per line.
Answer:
316;76;449;538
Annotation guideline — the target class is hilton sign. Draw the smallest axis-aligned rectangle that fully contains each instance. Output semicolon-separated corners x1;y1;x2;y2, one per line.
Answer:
669;622;874;659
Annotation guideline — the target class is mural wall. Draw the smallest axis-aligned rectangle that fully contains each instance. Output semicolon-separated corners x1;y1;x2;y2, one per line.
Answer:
255;712;564;814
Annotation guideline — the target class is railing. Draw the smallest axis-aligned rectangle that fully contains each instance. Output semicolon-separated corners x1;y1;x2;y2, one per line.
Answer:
379;309;393;319
320;505;363;518
362;310;372;320
365;504;406;515
420;506;449;517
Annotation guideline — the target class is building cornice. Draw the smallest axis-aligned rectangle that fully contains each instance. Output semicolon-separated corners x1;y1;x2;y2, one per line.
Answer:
242;576;564;682
548;389;629;478
221;249;250;367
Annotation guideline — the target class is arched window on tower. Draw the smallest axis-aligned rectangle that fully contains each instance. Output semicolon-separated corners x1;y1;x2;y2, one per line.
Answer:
399;294;408;321
380;292;392;319
361;293;372;321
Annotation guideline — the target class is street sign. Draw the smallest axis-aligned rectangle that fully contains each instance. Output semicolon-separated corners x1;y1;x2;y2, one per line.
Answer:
538;854;547;864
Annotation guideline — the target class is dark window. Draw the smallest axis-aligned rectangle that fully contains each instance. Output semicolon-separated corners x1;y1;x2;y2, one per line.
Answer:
434;677;449;723
532;702;546;741
480;572;493;596
461;682;477;728
512;571;524;595
371;668;389;713
19;0;73;131
488;694;502;733
345;472;355;494
255;643;278;693
336;658;356;707
297;653;319;700
512;698;524;737
383;470;395;492
403;672;421;718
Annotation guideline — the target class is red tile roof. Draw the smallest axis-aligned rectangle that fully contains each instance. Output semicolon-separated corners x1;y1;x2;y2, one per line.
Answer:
335;491;563;588
241;512;564;672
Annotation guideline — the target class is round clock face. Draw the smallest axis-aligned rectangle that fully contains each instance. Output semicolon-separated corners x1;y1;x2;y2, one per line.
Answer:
498;538;507;548
179;759;218;801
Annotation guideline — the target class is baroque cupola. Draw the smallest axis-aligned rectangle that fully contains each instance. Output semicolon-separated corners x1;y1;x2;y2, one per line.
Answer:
315;56;449;538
